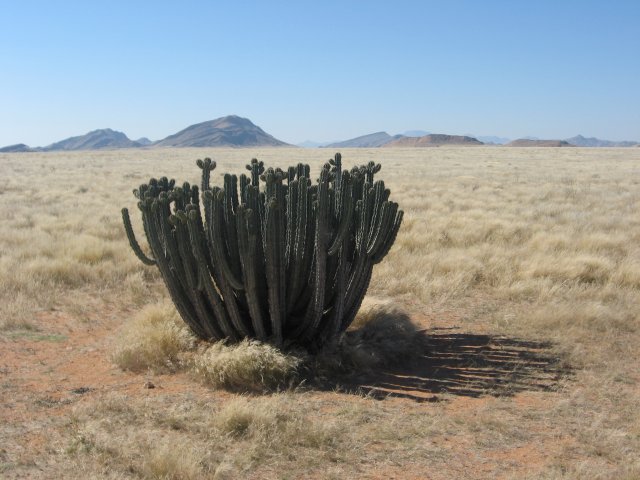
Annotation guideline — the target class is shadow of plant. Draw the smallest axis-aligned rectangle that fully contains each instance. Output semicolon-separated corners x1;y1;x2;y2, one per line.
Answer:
309;308;570;403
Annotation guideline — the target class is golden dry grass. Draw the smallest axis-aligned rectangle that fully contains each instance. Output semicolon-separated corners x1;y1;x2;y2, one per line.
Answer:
111;301;195;373
191;340;301;391
1;146;639;479
111;299;425;391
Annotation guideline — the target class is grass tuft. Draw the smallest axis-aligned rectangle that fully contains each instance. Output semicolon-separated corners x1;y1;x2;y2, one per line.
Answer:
112;301;194;373
213;396;283;438
211;395;339;455
141;442;204;480
192;339;301;392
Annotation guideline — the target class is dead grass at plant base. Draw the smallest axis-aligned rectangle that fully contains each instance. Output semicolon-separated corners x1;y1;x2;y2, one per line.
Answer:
112;300;428;392
192;340;302;392
111;301;195;373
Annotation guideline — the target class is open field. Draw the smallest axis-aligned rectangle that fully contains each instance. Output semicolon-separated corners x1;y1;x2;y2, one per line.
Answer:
1;147;639;479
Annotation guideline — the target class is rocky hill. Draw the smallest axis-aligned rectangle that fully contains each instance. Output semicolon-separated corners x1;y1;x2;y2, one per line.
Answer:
154;115;289;147
384;134;483;147
506;139;573;147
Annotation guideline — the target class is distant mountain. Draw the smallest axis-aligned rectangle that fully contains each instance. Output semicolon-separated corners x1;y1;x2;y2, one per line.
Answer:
507;139;573;147
7;120;637;152
384;134;483;147
135;137;153;146
43;128;141;151
154;115;289;147
325;132;403;148
565;135;638;147
0;143;34;153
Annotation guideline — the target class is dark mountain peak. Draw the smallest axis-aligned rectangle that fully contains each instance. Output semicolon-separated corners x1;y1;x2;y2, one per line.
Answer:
154;115;289;148
199;115;261;132
213;114;252;125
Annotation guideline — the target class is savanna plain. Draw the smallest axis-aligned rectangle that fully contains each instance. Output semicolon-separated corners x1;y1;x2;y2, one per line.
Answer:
1;147;639;479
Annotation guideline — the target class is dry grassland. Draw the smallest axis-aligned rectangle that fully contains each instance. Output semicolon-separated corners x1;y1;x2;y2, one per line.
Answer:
1;147;639;479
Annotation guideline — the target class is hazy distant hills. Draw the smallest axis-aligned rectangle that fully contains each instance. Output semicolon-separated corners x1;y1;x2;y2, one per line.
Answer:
325;132;403;148
316;131;485;148
1;116;289;152
0;129;142;152
0;143;33;153
565;135;638;147
2;118;639;152
305;132;639;148
384;134;483;147
45;128;142;151
502;135;638;147
506;139;573;147
154;116;289;148
321;132;482;148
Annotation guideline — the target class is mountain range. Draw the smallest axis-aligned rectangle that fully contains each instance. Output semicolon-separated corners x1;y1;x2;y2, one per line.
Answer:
1;115;638;152
311;132;638;148
0;116;290;152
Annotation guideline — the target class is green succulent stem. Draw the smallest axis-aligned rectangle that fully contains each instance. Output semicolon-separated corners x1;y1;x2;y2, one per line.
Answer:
121;154;402;350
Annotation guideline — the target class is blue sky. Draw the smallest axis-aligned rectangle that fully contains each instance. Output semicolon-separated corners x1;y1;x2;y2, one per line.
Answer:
1;0;639;146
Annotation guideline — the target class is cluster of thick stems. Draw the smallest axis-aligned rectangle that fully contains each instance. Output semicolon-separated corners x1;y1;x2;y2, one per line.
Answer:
122;154;403;350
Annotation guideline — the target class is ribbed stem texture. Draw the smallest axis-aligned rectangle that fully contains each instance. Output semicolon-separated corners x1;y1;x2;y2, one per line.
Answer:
122;154;402;349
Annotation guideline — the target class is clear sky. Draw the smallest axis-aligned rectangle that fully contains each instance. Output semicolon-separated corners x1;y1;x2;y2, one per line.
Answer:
1;0;639;146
